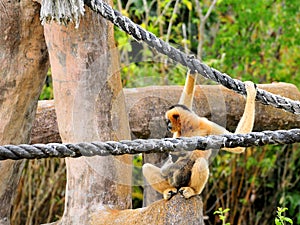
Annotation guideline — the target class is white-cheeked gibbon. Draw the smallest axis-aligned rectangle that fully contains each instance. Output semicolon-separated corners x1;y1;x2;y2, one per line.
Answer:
142;72;257;200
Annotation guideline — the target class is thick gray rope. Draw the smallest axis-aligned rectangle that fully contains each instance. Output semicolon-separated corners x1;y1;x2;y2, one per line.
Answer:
83;0;300;115
1;129;299;160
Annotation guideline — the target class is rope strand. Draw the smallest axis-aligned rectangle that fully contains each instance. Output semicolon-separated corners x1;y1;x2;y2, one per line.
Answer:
1;129;299;160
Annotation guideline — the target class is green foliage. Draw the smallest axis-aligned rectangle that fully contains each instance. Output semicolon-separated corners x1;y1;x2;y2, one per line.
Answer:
132;154;143;208
275;207;293;225
39;69;54;100
206;144;300;224
214;207;231;225
116;0;299;88
206;0;300;85
214;207;294;225
114;0;202;87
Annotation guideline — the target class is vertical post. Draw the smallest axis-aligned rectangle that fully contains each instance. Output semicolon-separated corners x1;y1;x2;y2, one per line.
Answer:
0;1;49;224
43;3;132;224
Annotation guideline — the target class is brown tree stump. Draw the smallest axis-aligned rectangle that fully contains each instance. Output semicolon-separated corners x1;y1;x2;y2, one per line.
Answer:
90;195;204;225
0;1;49;224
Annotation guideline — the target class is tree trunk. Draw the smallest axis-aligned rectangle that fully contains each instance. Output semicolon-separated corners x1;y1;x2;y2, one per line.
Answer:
43;3;132;224
0;1;49;224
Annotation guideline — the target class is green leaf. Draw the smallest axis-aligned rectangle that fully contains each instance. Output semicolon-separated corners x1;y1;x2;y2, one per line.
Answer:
182;0;192;11
275;218;282;225
284;218;293;224
223;208;230;213
216;0;223;5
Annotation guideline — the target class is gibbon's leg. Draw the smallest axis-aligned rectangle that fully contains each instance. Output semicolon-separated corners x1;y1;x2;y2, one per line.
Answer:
160;155;174;176
178;71;198;110
178;157;209;199
222;81;257;153
142;71;197;200
142;163;177;200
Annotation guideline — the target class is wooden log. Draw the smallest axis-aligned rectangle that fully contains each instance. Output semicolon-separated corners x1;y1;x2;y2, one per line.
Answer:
125;83;300;139
0;1;49;224
31;100;61;144
31;83;300;144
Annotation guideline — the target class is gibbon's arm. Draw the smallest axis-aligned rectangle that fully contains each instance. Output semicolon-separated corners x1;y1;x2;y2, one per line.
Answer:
222;81;257;153
173;71;197;138
178;71;198;110
192;81;256;153
186;81;257;153
234;81;257;134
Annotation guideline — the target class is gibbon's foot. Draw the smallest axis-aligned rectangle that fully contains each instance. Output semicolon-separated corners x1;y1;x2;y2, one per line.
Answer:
178;158;209;199
163;188;178;200
179;187;197;199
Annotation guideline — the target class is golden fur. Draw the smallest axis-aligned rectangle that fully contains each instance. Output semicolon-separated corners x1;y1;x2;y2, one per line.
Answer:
143;72;257;200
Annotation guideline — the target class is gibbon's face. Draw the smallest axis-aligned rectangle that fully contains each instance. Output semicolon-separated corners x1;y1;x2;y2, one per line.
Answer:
165;111;180;133
165;104;190;133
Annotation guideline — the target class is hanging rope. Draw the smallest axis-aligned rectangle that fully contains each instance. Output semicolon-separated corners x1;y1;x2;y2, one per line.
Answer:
1;129;299;160
82;0;300;115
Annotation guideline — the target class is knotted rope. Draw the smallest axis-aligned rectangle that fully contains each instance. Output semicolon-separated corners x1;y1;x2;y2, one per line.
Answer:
1;129;299;160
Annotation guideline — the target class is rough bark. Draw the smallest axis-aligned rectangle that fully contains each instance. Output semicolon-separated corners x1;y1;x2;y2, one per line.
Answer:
0;1;49;224
31;100;61;144
90;194;204;225
43;4;132;225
